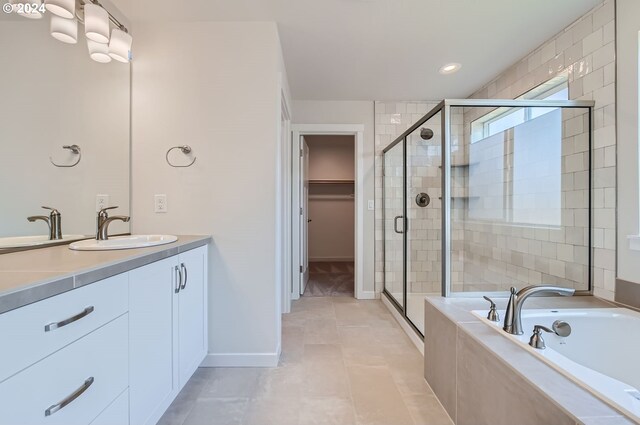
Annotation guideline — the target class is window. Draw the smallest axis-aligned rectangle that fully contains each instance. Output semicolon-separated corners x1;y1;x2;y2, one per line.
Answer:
468;77;568;226
471;77;568;143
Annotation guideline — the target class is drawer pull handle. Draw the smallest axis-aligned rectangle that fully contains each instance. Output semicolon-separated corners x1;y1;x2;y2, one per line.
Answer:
45;376;94;416
175;265;182;293
180;263;188;290
44;306;95;332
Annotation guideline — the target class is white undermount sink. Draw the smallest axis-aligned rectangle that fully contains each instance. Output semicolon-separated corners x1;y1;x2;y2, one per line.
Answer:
0;234;87;249
69;235;178;251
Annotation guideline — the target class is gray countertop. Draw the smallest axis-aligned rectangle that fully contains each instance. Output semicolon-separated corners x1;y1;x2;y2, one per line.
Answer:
0;235;212;314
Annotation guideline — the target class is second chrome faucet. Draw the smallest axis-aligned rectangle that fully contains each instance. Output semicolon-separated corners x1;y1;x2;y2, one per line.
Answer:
96;206;130;240
27;206;62;240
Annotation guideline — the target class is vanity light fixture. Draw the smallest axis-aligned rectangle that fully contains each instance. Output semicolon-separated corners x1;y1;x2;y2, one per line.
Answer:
108;28;132;63
44;0;75;19
16;0;132;63
439;62;462;75
87;39;111;63
83;2;110;43
50;15;78;44
13;0;44;19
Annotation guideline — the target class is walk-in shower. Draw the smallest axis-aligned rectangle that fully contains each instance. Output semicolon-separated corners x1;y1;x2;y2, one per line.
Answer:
382;99;595;336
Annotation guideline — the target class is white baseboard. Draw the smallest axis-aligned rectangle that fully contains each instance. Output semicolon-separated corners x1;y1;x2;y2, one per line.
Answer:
381;294;424;355
309;257;354;262
201;349;281;368
356;290;378;300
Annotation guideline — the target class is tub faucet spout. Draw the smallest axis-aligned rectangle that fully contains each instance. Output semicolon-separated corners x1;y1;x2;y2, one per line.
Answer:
503;285;575;335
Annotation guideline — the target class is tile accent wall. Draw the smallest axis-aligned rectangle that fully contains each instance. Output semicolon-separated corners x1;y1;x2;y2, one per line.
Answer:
374;0;616;300
376;102;439;295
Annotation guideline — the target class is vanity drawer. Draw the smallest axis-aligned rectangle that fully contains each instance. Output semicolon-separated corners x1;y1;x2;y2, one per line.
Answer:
0;314;128;425
0;273;128;382
90;389;129;425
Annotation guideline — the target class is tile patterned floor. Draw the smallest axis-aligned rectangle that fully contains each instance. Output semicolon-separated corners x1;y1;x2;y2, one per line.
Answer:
158;297;453;425
304;262;355;297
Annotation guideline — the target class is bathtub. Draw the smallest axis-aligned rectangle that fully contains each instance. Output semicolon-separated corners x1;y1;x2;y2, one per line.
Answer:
472;307;640;423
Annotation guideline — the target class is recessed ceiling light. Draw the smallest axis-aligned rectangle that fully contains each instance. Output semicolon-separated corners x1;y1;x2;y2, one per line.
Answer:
439;63;461;75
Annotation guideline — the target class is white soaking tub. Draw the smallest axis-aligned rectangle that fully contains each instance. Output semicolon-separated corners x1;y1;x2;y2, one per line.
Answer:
472;307;640;423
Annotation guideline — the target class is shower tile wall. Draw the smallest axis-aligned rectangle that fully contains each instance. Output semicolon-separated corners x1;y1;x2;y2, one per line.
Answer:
377;102;437;294
457;107;590;293
374;0;616;299
376;103;465;295
464;0;616;299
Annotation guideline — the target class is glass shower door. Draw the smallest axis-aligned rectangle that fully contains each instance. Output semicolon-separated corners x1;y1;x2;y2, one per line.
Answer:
406;116;442;335
383;140;405;309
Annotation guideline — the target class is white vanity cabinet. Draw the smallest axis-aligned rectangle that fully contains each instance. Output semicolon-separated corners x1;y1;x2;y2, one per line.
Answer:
0;273;129;425
0;242;209;425
129;245;208;425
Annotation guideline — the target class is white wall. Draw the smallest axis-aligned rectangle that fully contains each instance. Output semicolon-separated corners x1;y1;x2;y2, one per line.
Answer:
306;135;355;261
292;101;376;292
616;0;640;283
132;21;290;366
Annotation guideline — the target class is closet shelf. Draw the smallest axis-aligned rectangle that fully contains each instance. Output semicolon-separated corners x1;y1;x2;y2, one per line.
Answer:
309;179;355;184
438;162;476;169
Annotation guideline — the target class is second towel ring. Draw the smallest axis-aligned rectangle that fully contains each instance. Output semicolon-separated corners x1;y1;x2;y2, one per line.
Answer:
166;145;196;168
50;144;81;168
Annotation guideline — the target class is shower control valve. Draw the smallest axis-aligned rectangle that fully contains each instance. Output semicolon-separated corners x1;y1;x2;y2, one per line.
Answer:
416;193;430;207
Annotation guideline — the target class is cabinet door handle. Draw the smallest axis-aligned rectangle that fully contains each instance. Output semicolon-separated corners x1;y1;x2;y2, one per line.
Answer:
180;263;188;290
45;376;94;416
44;306;95;332
175;265;182;294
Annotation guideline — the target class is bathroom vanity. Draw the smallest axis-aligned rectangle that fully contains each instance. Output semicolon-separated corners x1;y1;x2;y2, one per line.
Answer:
0;235;211;425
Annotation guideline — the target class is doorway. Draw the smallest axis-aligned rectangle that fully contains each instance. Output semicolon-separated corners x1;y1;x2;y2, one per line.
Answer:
291;125;365;302
303;135;355;297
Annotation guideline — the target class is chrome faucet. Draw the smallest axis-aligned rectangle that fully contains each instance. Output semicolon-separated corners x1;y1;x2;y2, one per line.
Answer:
27;206;62;240
503;285;575;335
96;206;130;241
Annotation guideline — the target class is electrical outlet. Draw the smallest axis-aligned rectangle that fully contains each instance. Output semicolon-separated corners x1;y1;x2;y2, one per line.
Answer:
96;194;110;212
368;200;375;211
154;194;167;213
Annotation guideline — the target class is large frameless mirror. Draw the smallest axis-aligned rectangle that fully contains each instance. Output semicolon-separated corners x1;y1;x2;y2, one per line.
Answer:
0;1;131;253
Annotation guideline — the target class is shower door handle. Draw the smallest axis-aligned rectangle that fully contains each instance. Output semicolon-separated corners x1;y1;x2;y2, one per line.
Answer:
394;215;404;234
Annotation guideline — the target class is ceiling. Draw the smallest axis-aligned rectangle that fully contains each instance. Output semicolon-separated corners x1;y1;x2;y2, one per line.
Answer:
114;0;603;101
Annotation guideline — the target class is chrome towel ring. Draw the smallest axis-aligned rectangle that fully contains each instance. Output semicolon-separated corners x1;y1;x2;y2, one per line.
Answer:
166;145;196;168
50;145;81;168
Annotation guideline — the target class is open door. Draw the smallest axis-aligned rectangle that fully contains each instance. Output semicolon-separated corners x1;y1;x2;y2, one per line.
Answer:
300;137;310;295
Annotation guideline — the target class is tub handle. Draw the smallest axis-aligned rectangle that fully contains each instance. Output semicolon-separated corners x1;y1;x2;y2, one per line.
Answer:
482;296;500;322
528;325;555;349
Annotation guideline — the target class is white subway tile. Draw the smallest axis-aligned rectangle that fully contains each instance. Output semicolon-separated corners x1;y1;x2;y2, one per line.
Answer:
556;30;573;54
603;20;615;44
582;67;604;94
593;83;615;106
592;42;615;70
572;15;594;44
583;28;603;56
593;1;614;30
540;41;556;63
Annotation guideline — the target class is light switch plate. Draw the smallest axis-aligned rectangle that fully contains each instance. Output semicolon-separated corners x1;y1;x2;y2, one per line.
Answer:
368;200;375;211
96;194;110;212
154;194;167;213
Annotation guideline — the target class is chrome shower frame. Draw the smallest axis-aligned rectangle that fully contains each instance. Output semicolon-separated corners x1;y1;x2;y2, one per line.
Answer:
382;99;595;307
